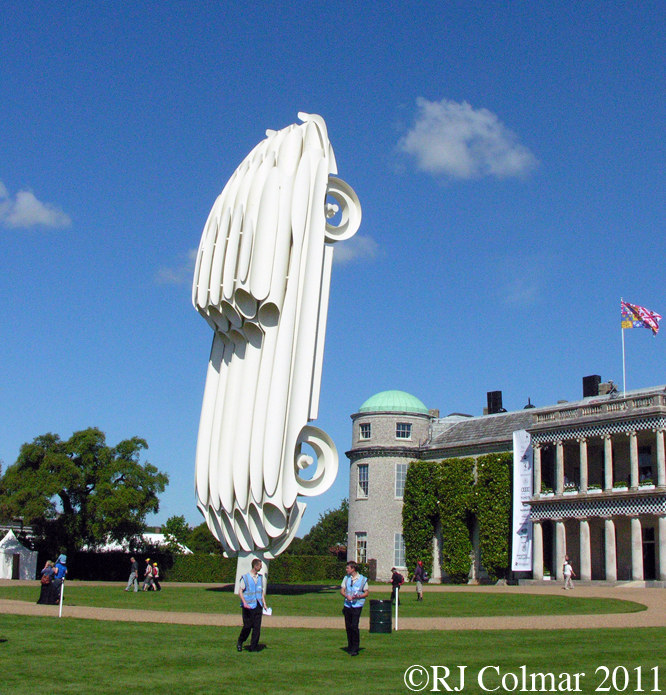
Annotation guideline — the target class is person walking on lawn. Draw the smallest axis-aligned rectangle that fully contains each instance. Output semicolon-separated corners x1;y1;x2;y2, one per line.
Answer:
341;561;369;657
237;559;269;652
413;560;426;602
125;557;139;592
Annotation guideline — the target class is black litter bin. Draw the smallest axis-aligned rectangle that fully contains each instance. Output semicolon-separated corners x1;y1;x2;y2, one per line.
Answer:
369;599;392;633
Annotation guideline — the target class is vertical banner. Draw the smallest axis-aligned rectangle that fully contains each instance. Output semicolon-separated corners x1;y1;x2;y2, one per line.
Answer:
511;430;533;571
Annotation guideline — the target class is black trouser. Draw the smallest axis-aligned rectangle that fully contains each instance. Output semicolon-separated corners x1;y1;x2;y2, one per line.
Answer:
238;604;263;650
343;606;362;654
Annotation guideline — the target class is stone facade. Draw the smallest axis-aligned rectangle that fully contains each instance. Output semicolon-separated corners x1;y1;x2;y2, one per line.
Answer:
347;408;430;581
347;384;666;585
528;386;666;583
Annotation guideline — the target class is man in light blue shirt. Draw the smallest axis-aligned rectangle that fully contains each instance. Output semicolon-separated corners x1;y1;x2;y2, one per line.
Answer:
340;561;369;657
237;559;269;652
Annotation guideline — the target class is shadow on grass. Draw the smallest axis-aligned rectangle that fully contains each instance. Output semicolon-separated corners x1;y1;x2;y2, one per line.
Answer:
205;583;339;595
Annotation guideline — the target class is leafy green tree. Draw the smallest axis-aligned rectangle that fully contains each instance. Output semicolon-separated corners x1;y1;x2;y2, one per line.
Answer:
285;499;348;556
188;521;224;555
163;515;191;553
0;427;169;555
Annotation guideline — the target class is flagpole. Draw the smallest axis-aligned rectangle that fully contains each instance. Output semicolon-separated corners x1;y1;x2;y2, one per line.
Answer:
621;297;626;396
622;325;626;396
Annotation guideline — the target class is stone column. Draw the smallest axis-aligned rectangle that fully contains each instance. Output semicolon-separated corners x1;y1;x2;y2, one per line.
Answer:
532;520;543;580
533;444;542;498
658;516;666;581
603;435;614;491
579;518;592;581
631;516;644;581
578;438;588;493
604;517;617;581
556;441;564;494
555;519;566;580
629;431;639;490
654;428;666;489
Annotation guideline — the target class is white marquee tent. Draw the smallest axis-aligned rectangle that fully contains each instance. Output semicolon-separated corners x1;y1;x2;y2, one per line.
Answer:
0;530;38;580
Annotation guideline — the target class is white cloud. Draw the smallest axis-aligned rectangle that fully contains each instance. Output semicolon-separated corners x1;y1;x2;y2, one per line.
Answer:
498;254;546;307
333;235;379;265
399;98;538;180
503;277;540;307
156;248;198;285
0;181;71;228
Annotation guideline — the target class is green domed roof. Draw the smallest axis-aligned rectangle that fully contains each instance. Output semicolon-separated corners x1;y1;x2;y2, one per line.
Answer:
358;390;429;414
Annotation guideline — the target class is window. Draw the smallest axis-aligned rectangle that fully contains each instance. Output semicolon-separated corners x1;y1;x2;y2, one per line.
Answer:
394;533;405;567
359;423;371;440
395;462;408;498
639;446;653;482
356;532;367;564
396;422;412;439
357;464;369;498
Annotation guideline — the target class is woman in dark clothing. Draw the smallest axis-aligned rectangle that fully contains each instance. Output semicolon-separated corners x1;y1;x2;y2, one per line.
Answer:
36;561;55;604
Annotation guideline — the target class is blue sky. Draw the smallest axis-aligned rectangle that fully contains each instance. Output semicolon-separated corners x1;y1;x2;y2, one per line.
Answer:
2;2;665;533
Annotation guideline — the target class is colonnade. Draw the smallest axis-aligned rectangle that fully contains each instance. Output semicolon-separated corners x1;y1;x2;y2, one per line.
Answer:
533;428;666;495
532;515;666;582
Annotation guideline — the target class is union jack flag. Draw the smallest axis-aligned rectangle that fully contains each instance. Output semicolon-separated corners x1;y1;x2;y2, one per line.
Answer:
621;300;662;336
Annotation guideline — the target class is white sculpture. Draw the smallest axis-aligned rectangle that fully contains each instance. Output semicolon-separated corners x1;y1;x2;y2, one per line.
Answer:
192;112;361;582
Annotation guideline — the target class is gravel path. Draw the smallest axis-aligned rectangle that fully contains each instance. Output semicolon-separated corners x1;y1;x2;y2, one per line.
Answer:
1;582;664;631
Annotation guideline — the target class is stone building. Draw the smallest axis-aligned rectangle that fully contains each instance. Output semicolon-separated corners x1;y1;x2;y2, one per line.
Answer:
347;382;666;584
346;390;432;582
529;385;666;583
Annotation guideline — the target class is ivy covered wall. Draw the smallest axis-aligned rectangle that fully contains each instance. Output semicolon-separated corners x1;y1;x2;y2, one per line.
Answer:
402;452;512;583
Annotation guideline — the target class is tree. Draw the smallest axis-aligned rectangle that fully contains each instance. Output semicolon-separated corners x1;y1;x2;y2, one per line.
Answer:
0;427;169;555
188;521;224;555
163;515;191;553
286;499;348;556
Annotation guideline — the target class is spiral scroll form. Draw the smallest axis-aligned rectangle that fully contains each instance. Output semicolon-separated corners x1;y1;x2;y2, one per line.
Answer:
192;113;361;583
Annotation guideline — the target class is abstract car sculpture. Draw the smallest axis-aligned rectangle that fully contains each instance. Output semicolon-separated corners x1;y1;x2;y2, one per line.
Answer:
192;112;361;581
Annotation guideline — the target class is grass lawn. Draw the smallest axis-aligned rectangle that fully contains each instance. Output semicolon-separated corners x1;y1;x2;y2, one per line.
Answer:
0;584;646;617
1;615;665;695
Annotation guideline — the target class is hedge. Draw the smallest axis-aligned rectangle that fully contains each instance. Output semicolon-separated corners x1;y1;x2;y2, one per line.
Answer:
37;551;367;584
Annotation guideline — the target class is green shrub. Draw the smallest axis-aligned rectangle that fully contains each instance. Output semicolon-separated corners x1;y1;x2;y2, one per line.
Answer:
402;461;437;578
436;458;474;582
165;554;363;583
402;452;513;584
474;453;512;581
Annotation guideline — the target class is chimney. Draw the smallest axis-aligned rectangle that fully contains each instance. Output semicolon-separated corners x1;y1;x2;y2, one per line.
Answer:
582;375;601;398
487;391;504;415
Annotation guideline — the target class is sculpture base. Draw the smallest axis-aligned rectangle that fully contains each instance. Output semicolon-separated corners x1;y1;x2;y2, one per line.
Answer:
234;551;269;594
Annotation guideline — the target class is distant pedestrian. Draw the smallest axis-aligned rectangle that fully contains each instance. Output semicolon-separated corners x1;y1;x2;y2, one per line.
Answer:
390;567;404;604
52;554;67;604
341;561;369;657
563;555;575;589
142;558;154;591
125;557;139;592
37;560;56;604
237;559;268;652
152;562;161;591
413;560;425;601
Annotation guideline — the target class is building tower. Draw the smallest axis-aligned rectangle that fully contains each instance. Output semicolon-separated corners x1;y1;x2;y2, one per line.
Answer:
346;390;432;581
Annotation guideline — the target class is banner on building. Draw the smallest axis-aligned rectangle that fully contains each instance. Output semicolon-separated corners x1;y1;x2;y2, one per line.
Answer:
511;430;533;572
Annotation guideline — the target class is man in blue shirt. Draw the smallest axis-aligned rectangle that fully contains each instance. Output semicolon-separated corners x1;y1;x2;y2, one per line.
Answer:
237;559;269;652
340;561;369;657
